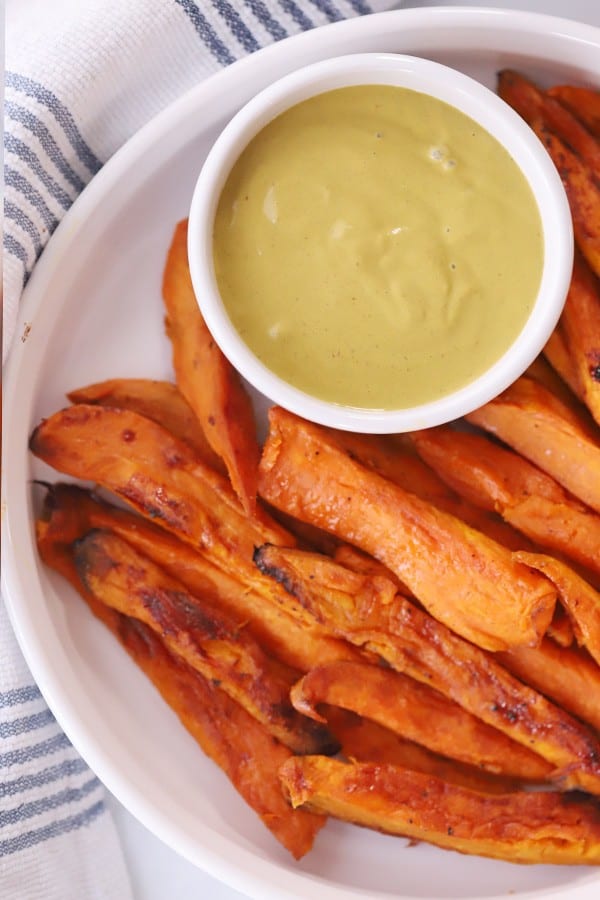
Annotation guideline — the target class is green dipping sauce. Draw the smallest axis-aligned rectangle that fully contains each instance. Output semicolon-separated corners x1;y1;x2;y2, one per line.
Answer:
213;85;544;409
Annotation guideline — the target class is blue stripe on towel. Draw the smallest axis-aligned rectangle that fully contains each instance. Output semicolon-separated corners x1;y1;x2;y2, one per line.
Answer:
0;776;101;828
0;732;71;769
0;800;106;857
307;0;343;22
4;167;59;232
4;134;73;210
5;72;102;175
243;0;288;40
4;101;87;193
175;0;237;65
276;0;315;30
0;709;55;740
4;201;43;255
0;757;90;800
3;233;29;274
0;686;42;709
346;0;373;14
210;0;261;53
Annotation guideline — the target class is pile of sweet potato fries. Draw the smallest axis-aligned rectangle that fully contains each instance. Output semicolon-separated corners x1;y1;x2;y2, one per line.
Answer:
30;71;600;865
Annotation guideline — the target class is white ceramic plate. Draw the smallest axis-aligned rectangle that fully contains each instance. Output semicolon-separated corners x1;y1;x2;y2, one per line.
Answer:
3;9;600;900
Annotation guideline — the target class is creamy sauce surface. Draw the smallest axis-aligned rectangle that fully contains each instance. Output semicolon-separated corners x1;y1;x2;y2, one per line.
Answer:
213;85;544;409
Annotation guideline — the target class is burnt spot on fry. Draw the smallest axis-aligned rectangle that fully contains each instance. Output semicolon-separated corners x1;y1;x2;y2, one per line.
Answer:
73;528;120;583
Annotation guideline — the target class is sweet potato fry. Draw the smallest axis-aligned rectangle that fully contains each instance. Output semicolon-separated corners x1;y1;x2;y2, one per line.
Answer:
67;378;226;474
535;126;600;278
556;253;600;426
254;544;600;794
39;483;358;672
36;521;324;858
544;322;584;399
291;661;551;780
526;355;585;411
466;375;600;513
280;756;600;865
29;405;302;612
163;219;260;515
546;603;575;647
515;552;600;667
324;709;521;795
548;85;600;141
258;407;556;652
499;638;600;734
498;70;600;171
73;528;337;756
410;426;600;577
336;431;531;551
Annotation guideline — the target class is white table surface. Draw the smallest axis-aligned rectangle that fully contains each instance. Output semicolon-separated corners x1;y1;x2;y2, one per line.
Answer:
106;2;600;897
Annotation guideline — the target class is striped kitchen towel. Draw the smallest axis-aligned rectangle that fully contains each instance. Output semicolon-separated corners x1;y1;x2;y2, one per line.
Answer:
2;2;397;899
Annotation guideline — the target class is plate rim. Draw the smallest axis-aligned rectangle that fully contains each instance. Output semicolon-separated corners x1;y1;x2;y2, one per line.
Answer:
3;7;600;900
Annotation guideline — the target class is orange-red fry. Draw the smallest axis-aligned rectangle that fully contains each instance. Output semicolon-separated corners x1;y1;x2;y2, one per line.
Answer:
258;407;556;652
163;219;260;515
281;756;600;865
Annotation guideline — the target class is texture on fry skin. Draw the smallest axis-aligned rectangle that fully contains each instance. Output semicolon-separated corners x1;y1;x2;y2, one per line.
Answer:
254;544;600;794
257;407;556;652
40;483;358;672
499;638;600;734
467;375;600;514
548;85;600;140
514;553;600;668
72;528;338;756
410;426;600;577
544;324;585;401
291;661;553;780
35;517;324;858
324;708;523;795
336;431;532;551
163;219;260;515
554;253;600;427
280;757;600;865
68;377;227;474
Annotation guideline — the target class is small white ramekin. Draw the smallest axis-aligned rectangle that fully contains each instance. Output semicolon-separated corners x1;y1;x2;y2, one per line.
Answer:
187;53;573;433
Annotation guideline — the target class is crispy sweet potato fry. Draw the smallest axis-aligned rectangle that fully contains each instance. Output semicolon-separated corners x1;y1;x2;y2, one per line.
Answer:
544;322;584;399
337;431;531;551
291;661;551;780
515;552;600;667
68;378;226;474
410;426;600;577
466;375;600;513
36;521;324;858
29;405;310;621
548;85;600;141
499;638;600;734
555;253;600;426
163;220;260;515
254;544;600;794
498;70;600;171
258;407;556;652
324;709;521;795
535;126;600;278
40;483;358;672
73;528;337;755
526;355;585;411
281;757;600;865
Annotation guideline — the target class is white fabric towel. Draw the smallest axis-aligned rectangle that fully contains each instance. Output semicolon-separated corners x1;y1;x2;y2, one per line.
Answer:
2;2;397;899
